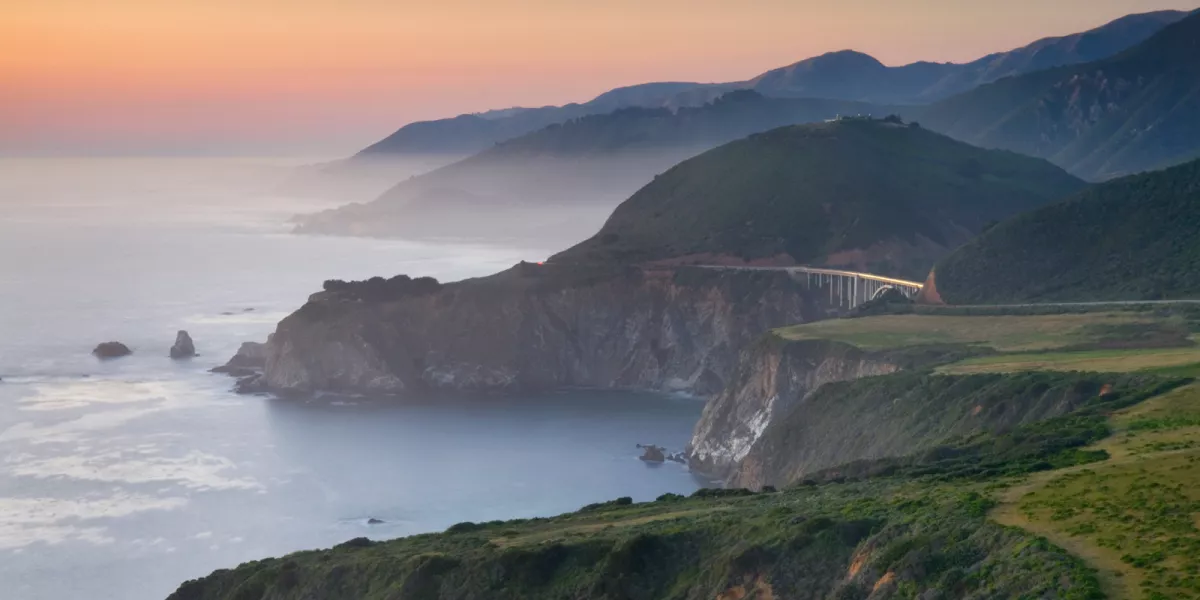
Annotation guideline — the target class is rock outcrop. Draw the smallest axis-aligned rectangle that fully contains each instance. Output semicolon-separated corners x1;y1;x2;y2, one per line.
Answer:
211;338;274;392
93;342;132;359
169;330;196;359
213;340;271;375
637;445;666;463
686;337;899;479
238;265;830;396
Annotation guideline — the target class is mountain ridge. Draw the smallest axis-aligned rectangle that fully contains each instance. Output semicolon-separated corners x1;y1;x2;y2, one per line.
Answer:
919;10;1200;180
355;10;1187;157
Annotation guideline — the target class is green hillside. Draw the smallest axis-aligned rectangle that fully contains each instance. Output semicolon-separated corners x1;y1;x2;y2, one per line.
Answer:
921;12;1200;180
932;158;1200;304
554;118;1084;279
170;480;1105;600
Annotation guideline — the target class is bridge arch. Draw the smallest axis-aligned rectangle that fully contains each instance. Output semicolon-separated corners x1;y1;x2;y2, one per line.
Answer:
870;284;903;301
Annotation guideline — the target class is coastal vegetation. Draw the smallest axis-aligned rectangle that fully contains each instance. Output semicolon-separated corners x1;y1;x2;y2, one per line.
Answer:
178;307;1200;599
761;311;1200;598
995;382;1200;599
321;275;443;302
170;478;1105;600
776;312;1192;353
743;369;1185;486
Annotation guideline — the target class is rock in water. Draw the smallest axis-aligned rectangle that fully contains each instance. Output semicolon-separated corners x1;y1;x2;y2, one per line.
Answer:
93;342;132;359
638;444;666;463
169;331;196;359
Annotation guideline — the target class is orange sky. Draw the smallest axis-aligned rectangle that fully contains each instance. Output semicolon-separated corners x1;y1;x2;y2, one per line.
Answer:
2;0;1196;155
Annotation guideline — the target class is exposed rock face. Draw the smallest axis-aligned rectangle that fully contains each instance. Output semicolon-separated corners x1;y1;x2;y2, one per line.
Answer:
212;338;275;393
169;330;196;359
248;265;827;396
686;337;899;479
213;340;271;375
93;342;132;359
726;369;1145;490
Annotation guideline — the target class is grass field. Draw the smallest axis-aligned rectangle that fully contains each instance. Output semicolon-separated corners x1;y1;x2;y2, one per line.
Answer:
781;311;1200;598
992;383;1200;600
776;313;1188;353
937;347;1200;375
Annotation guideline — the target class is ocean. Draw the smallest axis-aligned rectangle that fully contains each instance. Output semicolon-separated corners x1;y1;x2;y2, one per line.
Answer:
0;158;703;600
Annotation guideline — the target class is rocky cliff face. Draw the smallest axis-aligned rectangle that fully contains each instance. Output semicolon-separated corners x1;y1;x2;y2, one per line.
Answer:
727;369;1142;489
686;337;899;479
251;265;831;397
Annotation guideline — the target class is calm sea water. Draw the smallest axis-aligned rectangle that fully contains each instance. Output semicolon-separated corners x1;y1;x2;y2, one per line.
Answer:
0;159;703;600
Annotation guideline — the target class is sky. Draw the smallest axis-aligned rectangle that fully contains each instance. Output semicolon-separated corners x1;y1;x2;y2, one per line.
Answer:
2;0;1196;156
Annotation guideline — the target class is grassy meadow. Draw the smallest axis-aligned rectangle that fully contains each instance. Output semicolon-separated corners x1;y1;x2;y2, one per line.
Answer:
786;311;1200;599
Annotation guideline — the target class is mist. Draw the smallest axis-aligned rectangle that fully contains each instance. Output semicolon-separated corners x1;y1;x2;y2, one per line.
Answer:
0;157;706;600
293;148;710;248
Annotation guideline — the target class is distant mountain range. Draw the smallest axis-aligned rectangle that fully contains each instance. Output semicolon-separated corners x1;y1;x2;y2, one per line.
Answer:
553;118;1085;279
918;10;1200;180
928;157;1200;303
356;10;1187;157
296;93;890;243
300;8;1200;250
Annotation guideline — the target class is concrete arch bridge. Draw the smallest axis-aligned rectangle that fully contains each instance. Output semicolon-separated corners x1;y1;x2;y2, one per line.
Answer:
698;265;924;310
791;266;923;309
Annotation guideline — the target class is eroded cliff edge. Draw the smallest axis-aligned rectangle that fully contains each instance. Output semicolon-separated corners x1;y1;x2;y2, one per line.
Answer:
246;264;832;396
686;336;899;479
720;356;1171;489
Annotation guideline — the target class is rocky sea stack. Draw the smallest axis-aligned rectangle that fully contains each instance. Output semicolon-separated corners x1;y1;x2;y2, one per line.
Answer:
92;341;132;359
637;444;666;463
169;330;196;359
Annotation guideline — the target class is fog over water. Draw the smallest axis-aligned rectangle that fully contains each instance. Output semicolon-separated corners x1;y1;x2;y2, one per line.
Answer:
0;159;703;600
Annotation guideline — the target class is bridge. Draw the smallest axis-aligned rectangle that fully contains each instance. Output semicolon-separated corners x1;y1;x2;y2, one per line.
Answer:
697;265;924;310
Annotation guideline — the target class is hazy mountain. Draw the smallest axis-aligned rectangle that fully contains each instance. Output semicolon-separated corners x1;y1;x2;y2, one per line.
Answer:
928;158;1200;303
296;92;889;245
746;10;1186;103
930;9;1190;96
353;10;1185;158
356;82;731;157
553;118;1085;279
918;11;1200;180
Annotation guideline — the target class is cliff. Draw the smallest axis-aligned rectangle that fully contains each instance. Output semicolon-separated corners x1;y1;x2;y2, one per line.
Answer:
687;336;899;479
729;370;1176;489
248;265;831;396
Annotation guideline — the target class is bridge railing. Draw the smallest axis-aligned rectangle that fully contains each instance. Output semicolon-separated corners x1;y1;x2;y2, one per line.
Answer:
785;266;924;289
691;264;922;310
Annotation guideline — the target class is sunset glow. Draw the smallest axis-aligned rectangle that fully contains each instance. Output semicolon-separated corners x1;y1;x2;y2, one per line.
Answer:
3;0;1195;155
